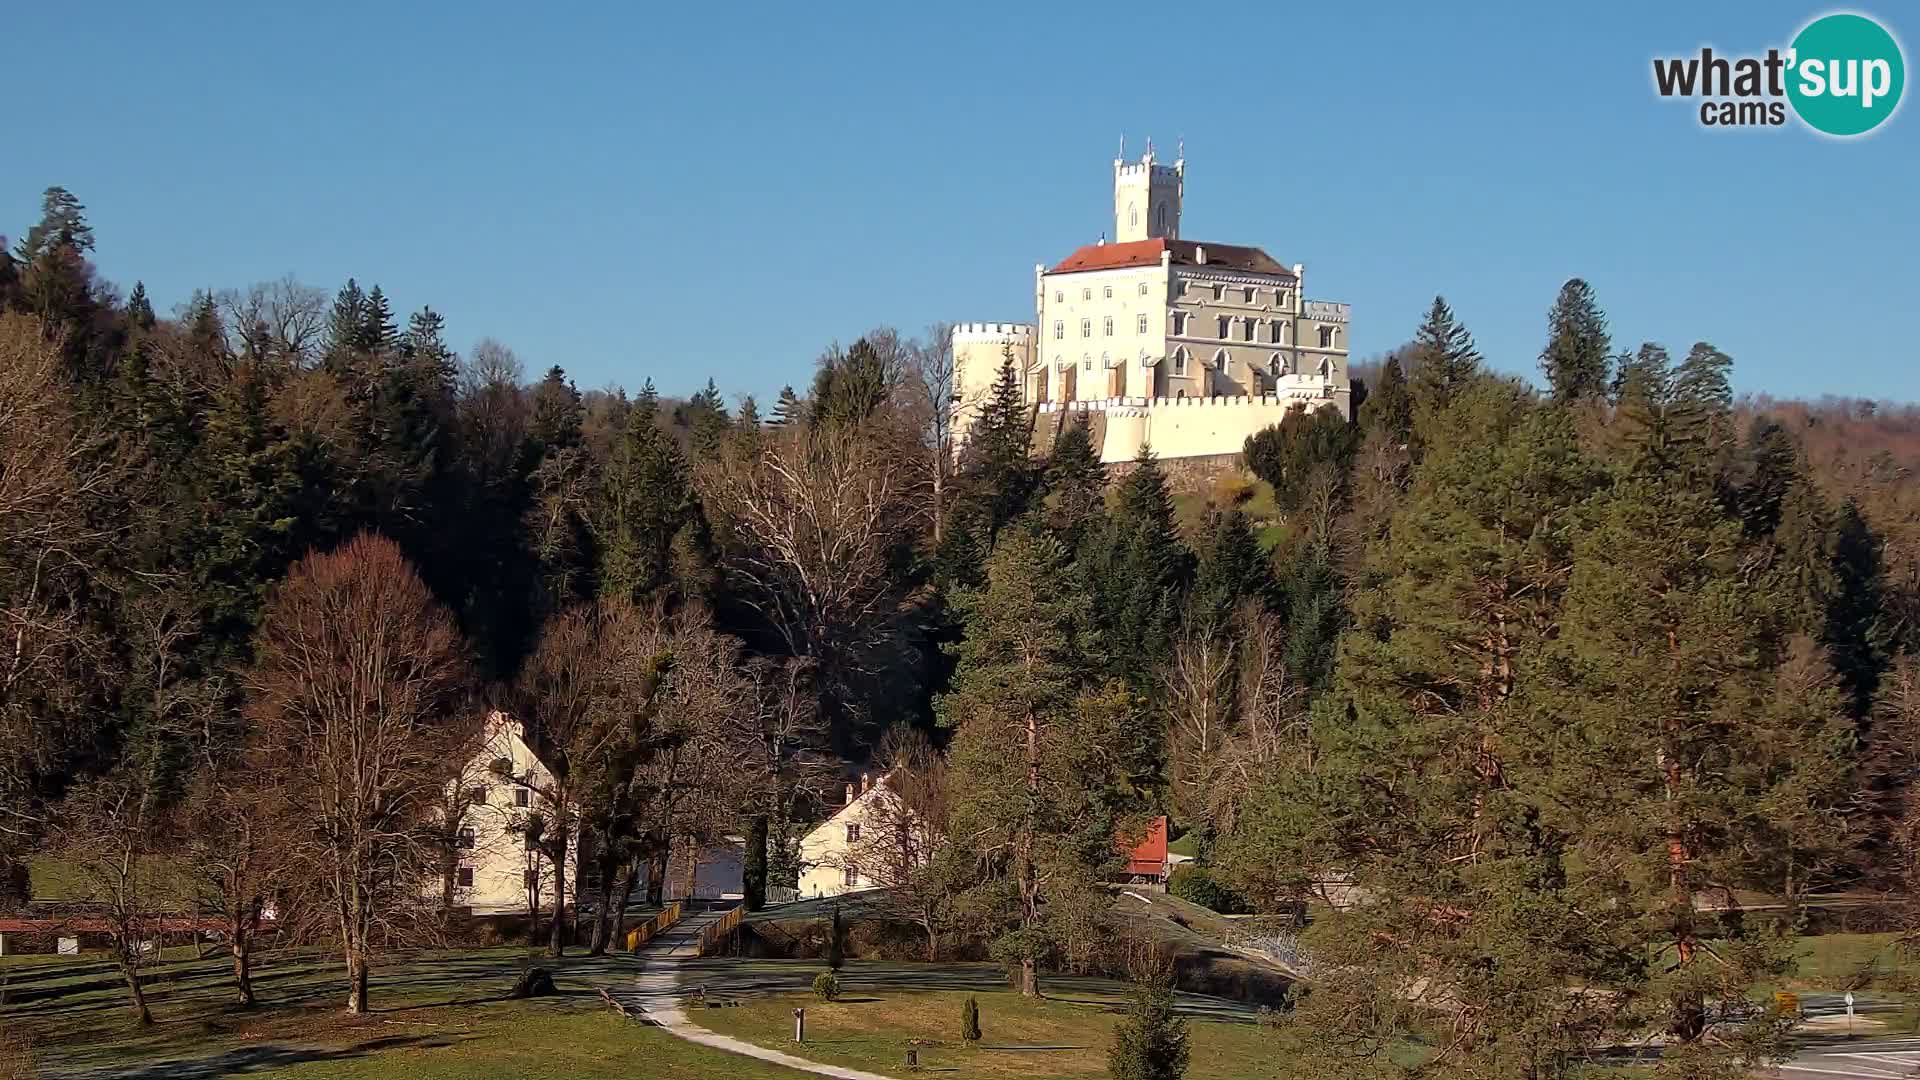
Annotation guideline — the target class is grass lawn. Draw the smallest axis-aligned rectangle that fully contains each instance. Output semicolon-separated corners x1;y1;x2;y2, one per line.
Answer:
1;945;808;1079
1788;932;1916;990
688;978;1282;1080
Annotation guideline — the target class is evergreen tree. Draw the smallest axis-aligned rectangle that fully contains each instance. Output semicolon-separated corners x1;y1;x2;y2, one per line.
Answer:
770;385;802;428
322;279;367;374
684;378;731;456
1043;415;1105;544
1278;540;1344;692
941;525;1143;996
960;349;1040;544
12;187;104;383
1085;447;1193;686
529;366;584;457
360;285;398;355
1407;295;1482;418
1241;403;1357;514
597;381;699;604
1108;968;1190;1080
1538;278;1612;402
125;281;156;331
1826;500;1892;720
1731;416;1802;536
1610;342;1734;482
810;338;891;430
1189;509;1269;632
1354;354;1411;446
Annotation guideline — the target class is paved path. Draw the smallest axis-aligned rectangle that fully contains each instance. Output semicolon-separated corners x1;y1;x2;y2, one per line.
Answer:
1766;1036;1920;1079
610;908;899;1080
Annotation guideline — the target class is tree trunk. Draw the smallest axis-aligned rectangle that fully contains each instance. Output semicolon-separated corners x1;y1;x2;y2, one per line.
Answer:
231;914;256;1007
925;918;939;963
645;841;669;907
547;844;568;957
1019;956;1038;998
744;814;769;912
118;947;153;1026
344;949;369;1014
588;854;619;955
1017;706;1041;998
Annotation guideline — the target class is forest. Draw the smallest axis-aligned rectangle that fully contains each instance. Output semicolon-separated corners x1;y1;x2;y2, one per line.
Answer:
4;185;1920;1075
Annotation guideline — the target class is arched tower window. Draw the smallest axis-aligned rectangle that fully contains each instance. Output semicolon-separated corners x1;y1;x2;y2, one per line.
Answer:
1129;203;1138;228
1154;203;1168;233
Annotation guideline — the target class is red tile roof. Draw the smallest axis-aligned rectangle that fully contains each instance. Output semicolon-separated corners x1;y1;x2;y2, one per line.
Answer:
1048;238;1294;277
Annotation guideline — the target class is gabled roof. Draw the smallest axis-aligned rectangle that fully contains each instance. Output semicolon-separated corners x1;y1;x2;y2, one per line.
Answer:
1048;238;1295;277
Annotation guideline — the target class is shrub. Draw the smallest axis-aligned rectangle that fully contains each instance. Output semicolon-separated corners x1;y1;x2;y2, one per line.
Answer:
507;966;556;998
812;970;841;1001
1167;866;1250;915
1109;971;1190;1080
826;904;846;970
960;994;981;1043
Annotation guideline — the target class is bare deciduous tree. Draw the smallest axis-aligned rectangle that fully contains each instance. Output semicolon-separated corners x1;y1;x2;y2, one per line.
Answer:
904;323;957;543
216;276;329;366
247;532;474;1014
50;775;173;1025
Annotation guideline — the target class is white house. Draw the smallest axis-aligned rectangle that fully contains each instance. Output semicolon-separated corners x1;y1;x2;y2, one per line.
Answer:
446;712;575;914
797;774;897;899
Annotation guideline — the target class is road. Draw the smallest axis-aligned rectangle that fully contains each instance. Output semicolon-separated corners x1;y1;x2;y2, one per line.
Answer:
1769;1037;1920;1079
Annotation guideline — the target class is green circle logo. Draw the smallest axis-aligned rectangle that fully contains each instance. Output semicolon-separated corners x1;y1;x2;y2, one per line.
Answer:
1788;13;1905;136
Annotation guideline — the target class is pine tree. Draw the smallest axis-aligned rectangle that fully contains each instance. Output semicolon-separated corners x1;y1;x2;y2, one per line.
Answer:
1538;278;1612;402
1189;509;1269;632
1407;295;1482;418
941;525;1141;996
1826;500;1892;720
1085;447;1193;686
1043;415;1105;544
360;285;398;355
125;281;156;331
323;279;367;374
960;349;1040;544
597;381;698;604
1731;416;1802;536
1108;968;1190;1080
770;385;802;428
684;378;731;456
530;366;584;457
811;338;890;429
1354;354;1411;446
1241;403;1357;514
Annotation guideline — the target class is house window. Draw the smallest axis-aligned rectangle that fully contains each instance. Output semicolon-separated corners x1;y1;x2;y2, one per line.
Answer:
844;865;860;887
846;823;861;843
469;787;489;805
1080;318;1091;338
1318;325;1336;348
1216;316;1231;339
514;787;530;807
456;866;474;888
1103;316;1114;336
1103;285;1112;299
457;827;476;850
1053;320;1064;340
1137;313;1149;334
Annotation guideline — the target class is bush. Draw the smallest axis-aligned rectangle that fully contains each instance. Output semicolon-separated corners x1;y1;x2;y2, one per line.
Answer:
812;970;841;1001
960;994;981;1043
507;966;556;999
1109;972;1190;1080
1167;866;1250;915
826;904;846;970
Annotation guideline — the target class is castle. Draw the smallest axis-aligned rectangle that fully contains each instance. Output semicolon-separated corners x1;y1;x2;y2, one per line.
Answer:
953;146;1352;466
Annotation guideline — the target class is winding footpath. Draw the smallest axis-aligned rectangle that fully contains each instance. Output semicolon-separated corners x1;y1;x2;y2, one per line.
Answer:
610;907;898;1080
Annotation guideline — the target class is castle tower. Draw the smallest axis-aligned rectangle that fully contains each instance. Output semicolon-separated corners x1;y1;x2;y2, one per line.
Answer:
1113;144;1183;243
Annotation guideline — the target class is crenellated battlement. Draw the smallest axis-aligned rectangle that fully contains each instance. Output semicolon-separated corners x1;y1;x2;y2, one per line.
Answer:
952;322;1035;341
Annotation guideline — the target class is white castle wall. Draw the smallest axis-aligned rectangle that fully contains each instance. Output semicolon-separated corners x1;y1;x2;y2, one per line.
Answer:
1040;383;1348;465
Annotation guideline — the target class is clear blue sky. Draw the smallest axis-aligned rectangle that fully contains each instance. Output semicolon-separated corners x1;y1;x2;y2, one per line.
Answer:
6;1;1914;403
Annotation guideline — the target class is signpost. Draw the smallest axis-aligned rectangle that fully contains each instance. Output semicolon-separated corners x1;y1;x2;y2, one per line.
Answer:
1845;990;1855;1037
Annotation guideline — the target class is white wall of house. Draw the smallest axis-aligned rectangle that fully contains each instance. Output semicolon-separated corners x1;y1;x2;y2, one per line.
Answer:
447;713;575;914
797;778;891;899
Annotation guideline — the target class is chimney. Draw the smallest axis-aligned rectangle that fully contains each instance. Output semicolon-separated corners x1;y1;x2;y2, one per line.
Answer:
844;782;856;806
861;772;873;793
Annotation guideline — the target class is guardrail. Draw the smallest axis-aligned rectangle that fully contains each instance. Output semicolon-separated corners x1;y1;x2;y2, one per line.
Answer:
624;902;682;953
696;905;743;957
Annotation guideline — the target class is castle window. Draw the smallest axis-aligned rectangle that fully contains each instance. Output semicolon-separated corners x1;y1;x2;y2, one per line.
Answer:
1054;320;1064;340
1276;290;1289;308
1241;320;1256;342
1172;349;1189;376
1083;354;1092;371
1137;313;1148;334
1102;351;1110;368
1080;318;1091;338
1138;282;1148;296
1103;285;1112;299
1244;287;1257;304
1172;311;1188;336
1319;356;1334;377
1129;204;1138;228
1212;284;1224;301
1270;353;1289;377
1155;203;1168;233
1216;316;1231;339
1216;349;1232;375
1054;290;1063;303
1271;319;1286;345
1318;325;1336;348
1104;316;1114;336
1082;288;1091;301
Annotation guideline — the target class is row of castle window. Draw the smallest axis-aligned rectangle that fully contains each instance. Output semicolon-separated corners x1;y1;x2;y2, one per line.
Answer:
1058;312;1340;349
1057;314;1153;339
1179;282;1289;307
1074;350;1333;380
1055;283;1153;303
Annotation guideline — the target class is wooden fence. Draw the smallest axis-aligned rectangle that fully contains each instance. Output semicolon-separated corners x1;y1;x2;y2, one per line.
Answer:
696;904;743;957
624;902;682;952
